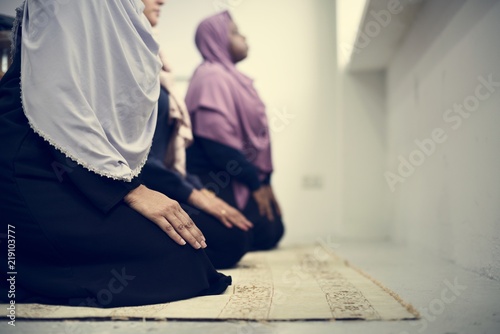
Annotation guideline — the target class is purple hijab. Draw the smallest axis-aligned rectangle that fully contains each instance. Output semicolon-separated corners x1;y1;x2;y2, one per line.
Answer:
185;11;273;210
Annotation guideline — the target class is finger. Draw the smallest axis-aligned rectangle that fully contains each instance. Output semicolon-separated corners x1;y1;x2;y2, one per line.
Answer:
175;207;206;243
236;220;251;231
183;218;208;248
227;214;249;231
219;215;234;229
264;200;274;222
257;200;266;217
178;215;207;248
166;212;203;249
238;217;253;229
241;214;253;227
232;211;253;228
223;206;252;228
156;217;187;246
212;205;232;229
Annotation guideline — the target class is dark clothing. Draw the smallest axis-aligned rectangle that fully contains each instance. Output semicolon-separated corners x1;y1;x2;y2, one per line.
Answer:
141;160;198;203
0;47;230;307
140;88;250;269
142;88;197;203
0;14;14;30
180;203;252;269
187;136;283;251
187;136;270;191
194;172;285;251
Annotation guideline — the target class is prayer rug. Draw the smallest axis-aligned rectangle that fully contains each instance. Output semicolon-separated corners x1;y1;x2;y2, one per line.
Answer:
3;244;419;321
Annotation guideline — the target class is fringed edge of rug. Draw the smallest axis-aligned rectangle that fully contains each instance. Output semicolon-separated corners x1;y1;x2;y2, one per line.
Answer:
318;243;421;320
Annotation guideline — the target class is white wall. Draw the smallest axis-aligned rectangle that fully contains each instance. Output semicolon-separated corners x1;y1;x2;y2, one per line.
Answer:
0;1;20;17
336;0;389;240
386;0;500;279
336;70;388;240
336;0;367;69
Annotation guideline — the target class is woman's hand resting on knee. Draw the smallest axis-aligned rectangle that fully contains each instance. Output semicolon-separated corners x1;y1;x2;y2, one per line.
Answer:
124;185;207;249
252;185;282;222
187;189;253;231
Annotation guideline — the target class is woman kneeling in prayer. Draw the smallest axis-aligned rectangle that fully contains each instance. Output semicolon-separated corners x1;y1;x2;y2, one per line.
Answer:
0;0;230;308
185;11;285;251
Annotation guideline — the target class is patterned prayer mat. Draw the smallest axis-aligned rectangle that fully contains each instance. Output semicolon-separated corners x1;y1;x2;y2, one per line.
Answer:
3;244;419;321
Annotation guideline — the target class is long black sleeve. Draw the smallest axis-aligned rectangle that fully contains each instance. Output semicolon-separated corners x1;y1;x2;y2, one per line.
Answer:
141;159;195;203
49;147;141;214
196;137;261;191
140;86;195;203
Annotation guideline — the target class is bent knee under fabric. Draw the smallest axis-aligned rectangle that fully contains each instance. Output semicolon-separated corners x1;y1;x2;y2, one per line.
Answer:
0;124;231;307
182;203;251;269
193;174;285;252
243;195;285;251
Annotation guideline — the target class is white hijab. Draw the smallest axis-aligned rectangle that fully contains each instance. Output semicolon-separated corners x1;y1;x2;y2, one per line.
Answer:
18;0;161;181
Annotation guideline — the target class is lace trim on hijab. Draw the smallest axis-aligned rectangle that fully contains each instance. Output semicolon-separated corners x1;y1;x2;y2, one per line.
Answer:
18;62;152;182
24;118;152;181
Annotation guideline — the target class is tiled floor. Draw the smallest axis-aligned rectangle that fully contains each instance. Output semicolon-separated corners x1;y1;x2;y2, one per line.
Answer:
2;241;500;334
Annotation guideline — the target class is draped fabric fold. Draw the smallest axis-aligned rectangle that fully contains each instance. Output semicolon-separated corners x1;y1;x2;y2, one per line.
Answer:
154;27;193;176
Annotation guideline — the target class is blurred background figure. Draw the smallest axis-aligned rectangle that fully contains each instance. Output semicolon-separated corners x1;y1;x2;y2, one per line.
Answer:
185;11;285;251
